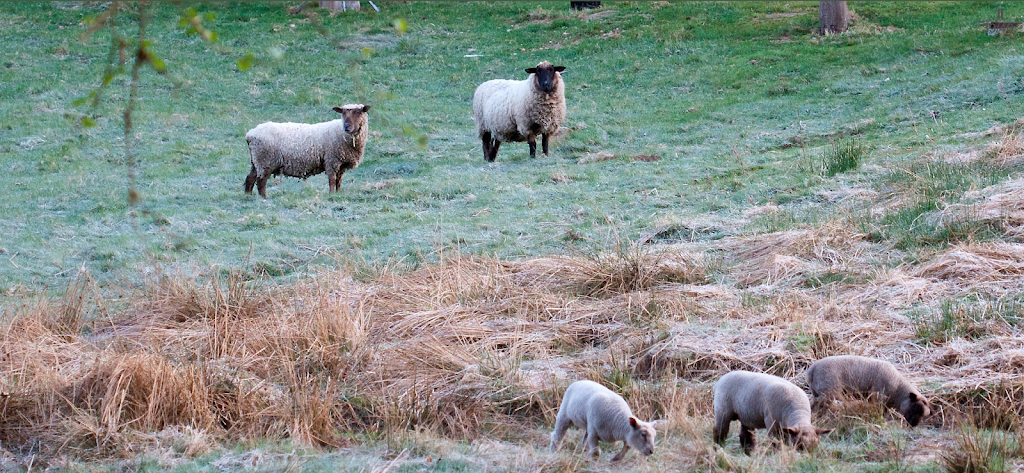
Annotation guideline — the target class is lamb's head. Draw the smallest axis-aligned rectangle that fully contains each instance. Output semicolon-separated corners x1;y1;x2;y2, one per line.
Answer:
783;425;831;452
625;416;656;456
899;391;930;427
525;61;566;94
332;104;371;134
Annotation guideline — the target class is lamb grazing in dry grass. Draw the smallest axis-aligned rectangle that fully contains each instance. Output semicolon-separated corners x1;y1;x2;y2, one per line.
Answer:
472;61;566;162
244;104;370;198
713;371;831;455
806;355;931;427
549;380;657;462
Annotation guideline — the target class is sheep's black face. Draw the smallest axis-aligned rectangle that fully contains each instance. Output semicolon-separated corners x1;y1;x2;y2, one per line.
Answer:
332;104;371;134
525;62;566;94
901;394;930;427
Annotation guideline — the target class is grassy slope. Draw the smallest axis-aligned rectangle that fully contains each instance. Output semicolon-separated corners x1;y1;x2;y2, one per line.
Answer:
2;2;1024;472
1;2;1022;292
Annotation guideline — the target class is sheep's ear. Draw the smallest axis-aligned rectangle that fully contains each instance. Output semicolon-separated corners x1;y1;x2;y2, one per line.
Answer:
629;417;640;429
332;107;344;114
361;105;371;113
554;66;566;72
908;392;919;402
815;428;833;435
525;67;537;74
783;427;798;435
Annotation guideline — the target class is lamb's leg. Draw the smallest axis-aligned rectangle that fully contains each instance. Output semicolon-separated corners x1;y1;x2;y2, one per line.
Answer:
488;140;501;162
739;425;756;455
585;428;601;459
610;443;630;463
528;134;537;159
549;414;571;452
713;412;731;445
257;175;269;199
481;132;493;162
244;165;258;194
542;133;550;156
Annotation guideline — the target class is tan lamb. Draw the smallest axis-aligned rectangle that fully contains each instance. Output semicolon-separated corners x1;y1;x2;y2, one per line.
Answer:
713;370;831;455
806;355;931;427
549;380;657;462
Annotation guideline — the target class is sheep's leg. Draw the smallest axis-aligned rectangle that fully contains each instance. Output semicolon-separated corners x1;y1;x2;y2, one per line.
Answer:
488;140;501;162
528;134;537;159
244;165;258;194
739;425;756;455
542;133;550;156
549;415;571;452
481;132;493;162
585;428;601;459
713;413;731;445
610;443;630;462
257;175;269;199
328;172;338;193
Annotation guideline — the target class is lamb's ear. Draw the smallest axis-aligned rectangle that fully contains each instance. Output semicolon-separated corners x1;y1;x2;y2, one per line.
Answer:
332;107;344;114
908;392;919;402
554;66;566;72
361;105;371;113
629;417;640;429
783;427;799;435
815;428;833;435
650;419;667;431
525;67;537;74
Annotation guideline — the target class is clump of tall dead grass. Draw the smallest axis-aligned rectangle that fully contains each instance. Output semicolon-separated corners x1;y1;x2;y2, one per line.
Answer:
544;243;710;298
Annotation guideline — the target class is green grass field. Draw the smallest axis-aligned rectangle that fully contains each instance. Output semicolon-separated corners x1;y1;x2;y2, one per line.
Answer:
2;2;1024;472
2;1;1022;292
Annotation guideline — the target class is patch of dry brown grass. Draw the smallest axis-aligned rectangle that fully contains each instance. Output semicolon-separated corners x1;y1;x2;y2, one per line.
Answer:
721;223;876;289
2;234;1023;465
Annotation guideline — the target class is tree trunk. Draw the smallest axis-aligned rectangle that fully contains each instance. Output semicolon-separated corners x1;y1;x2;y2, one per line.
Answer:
319;1;360;11
820;1;848;35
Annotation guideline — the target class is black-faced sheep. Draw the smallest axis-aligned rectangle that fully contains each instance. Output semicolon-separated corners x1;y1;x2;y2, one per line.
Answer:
713;370;831;455
244;104;370;198
806;355;931;427
549;380;657;462
472;61;566;162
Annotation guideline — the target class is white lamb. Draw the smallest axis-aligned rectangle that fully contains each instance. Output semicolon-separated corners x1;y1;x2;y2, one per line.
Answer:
472;61;566;162
244;104;370;198
549;380;657;462
713;371;831;455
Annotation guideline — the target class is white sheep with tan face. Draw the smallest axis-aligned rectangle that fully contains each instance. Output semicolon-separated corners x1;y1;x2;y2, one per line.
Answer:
713;371;831;455
549;380;657;462
244;104;370;198
472;61;566;162
806;355;931;427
